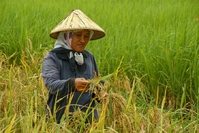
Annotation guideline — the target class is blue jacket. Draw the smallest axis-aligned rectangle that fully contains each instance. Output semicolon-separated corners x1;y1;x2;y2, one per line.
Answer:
42;47;99;123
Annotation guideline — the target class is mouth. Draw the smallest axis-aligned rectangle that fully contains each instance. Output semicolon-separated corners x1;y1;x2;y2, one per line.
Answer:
77;44;84;47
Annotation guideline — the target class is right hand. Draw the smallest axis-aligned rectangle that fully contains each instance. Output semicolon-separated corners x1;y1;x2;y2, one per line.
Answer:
74;78;90;92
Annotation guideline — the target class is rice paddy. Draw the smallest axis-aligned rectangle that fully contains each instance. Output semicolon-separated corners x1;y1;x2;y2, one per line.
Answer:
0;0;199;132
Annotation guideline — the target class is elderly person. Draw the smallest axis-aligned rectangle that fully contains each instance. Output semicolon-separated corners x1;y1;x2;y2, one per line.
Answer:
41;9;106;124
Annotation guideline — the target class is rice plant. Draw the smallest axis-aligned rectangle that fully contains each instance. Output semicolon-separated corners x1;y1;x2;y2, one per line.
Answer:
0;0;199;132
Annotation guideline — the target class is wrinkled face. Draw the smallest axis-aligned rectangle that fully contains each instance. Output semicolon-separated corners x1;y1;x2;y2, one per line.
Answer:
71;30;90;52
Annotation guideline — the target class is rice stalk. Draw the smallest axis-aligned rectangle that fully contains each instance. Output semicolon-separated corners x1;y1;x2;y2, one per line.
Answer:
4;114;16;133
125;78;135;113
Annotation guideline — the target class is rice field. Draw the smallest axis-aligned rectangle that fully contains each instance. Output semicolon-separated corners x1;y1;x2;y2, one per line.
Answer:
0;0;199;132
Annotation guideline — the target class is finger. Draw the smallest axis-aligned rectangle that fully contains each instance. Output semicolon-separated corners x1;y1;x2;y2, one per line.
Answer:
76;87;84;92
76;84;89;91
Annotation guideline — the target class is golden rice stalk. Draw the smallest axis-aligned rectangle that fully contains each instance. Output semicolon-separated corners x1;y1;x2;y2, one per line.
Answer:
147;107;171;132
110;112;133;133
108;92;126;117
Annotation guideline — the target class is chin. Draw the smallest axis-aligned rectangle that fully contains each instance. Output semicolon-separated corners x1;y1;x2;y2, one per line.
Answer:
75;49;84;53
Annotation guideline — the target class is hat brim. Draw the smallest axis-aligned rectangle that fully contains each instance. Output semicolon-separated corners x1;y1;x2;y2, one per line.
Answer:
50;28;105;40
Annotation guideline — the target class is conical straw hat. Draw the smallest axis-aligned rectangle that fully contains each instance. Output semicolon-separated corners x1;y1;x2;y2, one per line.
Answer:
50;9;105;40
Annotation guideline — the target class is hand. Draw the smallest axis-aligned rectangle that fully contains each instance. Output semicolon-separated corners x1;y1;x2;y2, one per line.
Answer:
74;78;90;92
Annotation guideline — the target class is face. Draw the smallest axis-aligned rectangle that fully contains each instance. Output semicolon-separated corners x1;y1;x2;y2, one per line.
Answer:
71;30;90;52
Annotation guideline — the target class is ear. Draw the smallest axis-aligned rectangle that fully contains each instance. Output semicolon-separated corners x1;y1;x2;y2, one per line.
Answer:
69;32;73;39
64;33;67;40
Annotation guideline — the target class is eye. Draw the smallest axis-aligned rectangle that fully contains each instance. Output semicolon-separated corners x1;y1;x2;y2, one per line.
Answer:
84;35;89;39
76;34;81;37
74;33;81;38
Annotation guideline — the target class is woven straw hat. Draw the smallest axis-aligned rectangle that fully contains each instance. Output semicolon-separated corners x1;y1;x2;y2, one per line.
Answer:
50;9;105;40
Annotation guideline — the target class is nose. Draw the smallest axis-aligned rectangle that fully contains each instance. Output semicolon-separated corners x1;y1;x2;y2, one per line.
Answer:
80;36;85;43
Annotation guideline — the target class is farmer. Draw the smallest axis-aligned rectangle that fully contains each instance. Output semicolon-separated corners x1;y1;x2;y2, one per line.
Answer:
41;9;107;124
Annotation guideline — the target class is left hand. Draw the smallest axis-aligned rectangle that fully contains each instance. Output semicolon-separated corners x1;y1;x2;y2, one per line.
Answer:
74;78;90;92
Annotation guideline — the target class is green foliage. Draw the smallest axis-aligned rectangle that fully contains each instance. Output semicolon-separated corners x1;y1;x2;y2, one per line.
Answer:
0;0;199;132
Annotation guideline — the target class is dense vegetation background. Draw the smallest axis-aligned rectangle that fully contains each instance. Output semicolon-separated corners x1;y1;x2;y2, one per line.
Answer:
0;0;199;132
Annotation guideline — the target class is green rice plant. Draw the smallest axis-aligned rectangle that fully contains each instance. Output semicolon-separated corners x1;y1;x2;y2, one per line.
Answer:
1;0;199;132
0;54;198;132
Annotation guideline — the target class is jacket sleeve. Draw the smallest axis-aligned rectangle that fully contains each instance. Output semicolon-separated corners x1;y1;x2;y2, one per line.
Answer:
92;54;99;76
41;53;75;94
